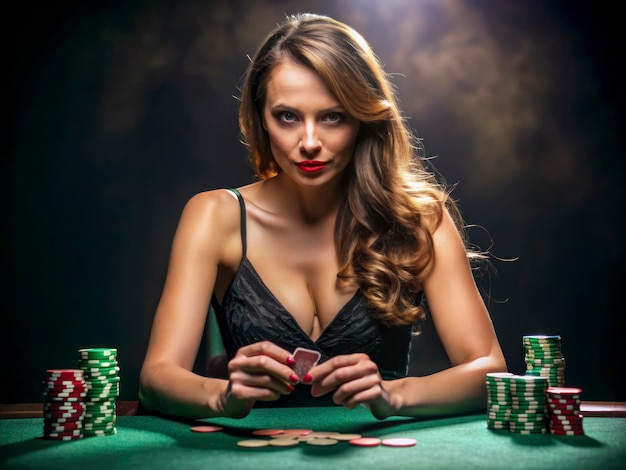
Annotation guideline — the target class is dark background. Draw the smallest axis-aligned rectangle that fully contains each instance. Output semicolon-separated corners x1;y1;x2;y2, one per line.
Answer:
2;0;624;403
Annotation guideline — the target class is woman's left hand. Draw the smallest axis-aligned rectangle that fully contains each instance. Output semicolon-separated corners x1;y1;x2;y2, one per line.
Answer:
307;353;397;418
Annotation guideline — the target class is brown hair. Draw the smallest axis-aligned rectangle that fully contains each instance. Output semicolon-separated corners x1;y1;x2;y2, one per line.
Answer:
239;14;467;326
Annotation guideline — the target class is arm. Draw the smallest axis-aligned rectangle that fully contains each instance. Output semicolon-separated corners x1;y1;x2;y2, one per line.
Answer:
138;190;298;419
309;208;507;418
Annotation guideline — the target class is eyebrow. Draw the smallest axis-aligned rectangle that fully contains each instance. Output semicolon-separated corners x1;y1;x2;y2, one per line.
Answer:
269;104;347;114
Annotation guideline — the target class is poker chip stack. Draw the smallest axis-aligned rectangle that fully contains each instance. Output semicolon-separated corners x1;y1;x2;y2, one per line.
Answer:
523;335;565;388
546;387;585;435
485;372;514;430
78;348;120;437
508;375;549;434
42;369;87;440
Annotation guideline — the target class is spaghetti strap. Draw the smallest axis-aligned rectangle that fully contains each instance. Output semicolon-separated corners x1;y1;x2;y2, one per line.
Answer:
226;188;247;259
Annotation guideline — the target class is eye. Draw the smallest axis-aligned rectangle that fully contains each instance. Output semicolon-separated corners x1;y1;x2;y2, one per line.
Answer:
277;111;297;123
323;112;343;123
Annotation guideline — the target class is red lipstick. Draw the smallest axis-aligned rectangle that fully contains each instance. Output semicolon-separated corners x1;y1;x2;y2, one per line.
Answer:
296;160;328;173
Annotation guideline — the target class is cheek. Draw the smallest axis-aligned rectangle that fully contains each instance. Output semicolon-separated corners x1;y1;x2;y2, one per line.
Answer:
332;129;359;154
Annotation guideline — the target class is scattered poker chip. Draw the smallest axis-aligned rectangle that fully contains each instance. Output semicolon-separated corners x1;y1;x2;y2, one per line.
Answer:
333;433;363;441
306;438;339;446
276;430;311;439
252;429;285;436
191;425;223;433
382;438;417;447
305;431;342;439
349;437;381;447
237;439;271;448
268;438;301;447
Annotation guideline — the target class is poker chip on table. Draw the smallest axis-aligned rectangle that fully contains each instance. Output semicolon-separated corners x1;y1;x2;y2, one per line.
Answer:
485;372;514;430
42;369;86;440
485;372;549;434
485;334;584;438
546;387;585;435
508;375;549;434
78;348;120;437
522;335;565;388
228;429;415;449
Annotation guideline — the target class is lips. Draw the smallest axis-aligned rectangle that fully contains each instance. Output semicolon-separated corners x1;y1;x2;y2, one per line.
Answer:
296;160;328;173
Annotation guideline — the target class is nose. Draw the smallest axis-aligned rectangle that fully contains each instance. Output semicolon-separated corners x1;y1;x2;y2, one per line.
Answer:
299;122;322;154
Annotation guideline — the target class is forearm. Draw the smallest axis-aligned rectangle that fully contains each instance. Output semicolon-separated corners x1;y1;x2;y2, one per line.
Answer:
382;356;507;419
138;363;235;419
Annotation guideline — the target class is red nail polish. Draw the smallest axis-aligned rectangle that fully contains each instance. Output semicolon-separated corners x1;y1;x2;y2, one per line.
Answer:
286;356;296;366
289;373;299;383
287;384;295;392
303;373;312;384
311;386;318;396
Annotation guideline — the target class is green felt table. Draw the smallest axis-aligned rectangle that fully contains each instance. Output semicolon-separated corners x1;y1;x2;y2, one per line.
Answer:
1;406;625;469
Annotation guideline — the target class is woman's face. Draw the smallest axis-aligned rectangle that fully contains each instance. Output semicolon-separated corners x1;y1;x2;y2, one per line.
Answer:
262;60;360;187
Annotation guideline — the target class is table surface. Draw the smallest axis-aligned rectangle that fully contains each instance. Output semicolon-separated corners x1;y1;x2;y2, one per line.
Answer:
1;405;626;470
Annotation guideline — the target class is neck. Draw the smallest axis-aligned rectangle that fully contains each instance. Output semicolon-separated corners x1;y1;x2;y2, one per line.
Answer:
266;174;343;224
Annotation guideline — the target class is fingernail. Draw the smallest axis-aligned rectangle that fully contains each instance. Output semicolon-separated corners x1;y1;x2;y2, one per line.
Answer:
303;373;312;384
287;384;295;392
311;386;318;397
289;373;299;383
286;356;296;366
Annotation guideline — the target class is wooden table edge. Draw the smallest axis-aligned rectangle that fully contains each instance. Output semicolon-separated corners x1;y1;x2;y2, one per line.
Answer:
0;401;625;419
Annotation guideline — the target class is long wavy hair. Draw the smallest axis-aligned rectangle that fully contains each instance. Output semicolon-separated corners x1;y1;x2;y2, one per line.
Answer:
239;14;470;326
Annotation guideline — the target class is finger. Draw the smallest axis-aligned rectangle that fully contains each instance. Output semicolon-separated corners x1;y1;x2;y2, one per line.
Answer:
228;370;295;399
231;343;300;385
311;354;378;395
332;375;383;408
239;341;296;366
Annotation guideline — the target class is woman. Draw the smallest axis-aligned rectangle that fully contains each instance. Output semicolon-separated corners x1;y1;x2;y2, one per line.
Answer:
139;13;507;420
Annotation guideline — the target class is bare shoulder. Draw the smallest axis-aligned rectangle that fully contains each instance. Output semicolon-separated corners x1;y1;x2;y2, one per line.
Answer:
175;189;243;263
183;188;240;220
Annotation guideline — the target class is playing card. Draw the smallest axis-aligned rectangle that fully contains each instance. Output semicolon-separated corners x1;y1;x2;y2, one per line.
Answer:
292;347;321;382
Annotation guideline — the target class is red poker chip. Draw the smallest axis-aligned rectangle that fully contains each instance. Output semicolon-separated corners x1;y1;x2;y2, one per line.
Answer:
550;429;585;436
549;422;583;429
44;403;85;411
44;429;83;437
349;437;381;447
546;390;582;400
547;403;579;410
44;406;84;413
190;425;223;433
44;410;83;418
548;409;580;416
551;413;583;421
44;408;83;415
44;413;83;421
44;414;83;421
547;397;580;404
547;387;582;395
45;396;86;402
550;423;583;428
44;423;83;433
45;371;85;380
46;389;88;396
44;433;84;440
44;380;85;388
549;416;583;423
44;381;86;388
550;425;584;432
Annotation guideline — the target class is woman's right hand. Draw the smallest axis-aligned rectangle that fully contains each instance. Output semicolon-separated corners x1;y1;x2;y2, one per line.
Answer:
218;341;299;417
